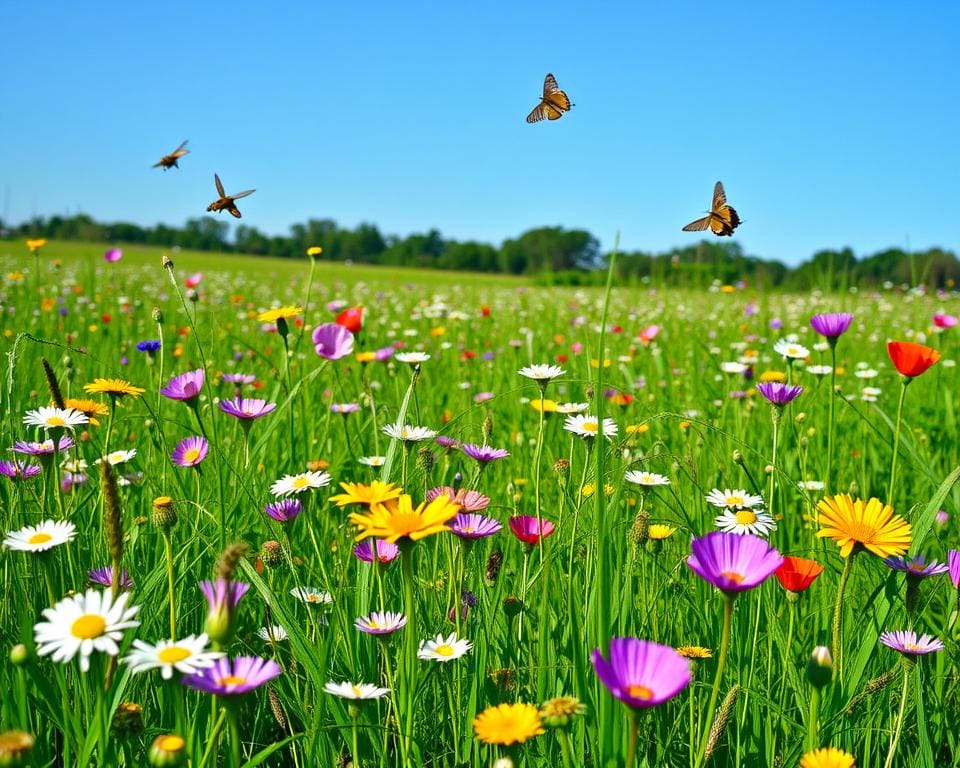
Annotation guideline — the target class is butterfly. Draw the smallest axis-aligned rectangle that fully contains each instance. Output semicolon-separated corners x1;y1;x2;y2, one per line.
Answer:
206;173;256;219
153;140;190;170
526;73;573;123
682;181;741;237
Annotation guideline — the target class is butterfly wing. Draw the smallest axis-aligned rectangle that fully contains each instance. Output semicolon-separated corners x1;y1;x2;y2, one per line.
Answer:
526;103;548;123
173;140;188;153
230;189;256;200
711;181;727;212
682;215;712;232
543;73;560;97
227;204;243;219
708;206;741;236
545;89;571;114
214;173;226;198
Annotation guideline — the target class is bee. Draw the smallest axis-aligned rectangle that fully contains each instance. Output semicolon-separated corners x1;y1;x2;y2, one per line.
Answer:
526;73;573;123
682;181;742;237
206;173;256;219
153;140;190;170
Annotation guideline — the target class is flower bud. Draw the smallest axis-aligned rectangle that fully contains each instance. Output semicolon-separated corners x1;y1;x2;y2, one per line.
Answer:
0;731;35;767
148;734;187;767
806;646;833;688
112;702;144;738
8;645;28;667
152;496;177;529
152;307;164;324
261;541;285;569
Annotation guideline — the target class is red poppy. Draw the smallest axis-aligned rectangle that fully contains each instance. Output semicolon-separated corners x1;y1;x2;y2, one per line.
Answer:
461;350;476;361
887;341;941;378
335;307;364;334
481;305;491;317
775;556;824;594
555;354;569;364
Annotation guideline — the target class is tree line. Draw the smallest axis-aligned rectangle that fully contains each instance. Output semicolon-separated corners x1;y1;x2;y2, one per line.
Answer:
2;213;957;289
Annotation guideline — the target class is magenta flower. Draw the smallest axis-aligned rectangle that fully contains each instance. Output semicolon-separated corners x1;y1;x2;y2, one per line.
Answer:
88;566;134;590
354;539;400;564
756;382;803;405
435;436;459;450
883;554;949;579
509;516;556;546
949;550;960;588
171;436;208;467
373;346;394;362
810;313;854;338
199;579;249;644
687;532;783;594
103;248;122;263
879;630;944;656
10;436;74;456
264;499;302;523
219;398;276;419
426;486;490;511
354;611;408;636
182;656;282;696
592;638;691;709
161;369;205;402
0;460;42;480
461;444;510;463
312;323;354;360
933;313;958;329
331;403;361;415
221;373;256;385
449;513;503;540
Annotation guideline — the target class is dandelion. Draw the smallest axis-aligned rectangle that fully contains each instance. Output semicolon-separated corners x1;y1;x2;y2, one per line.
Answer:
22;406;88;432
124;634;223;679
34;588;140;672
83;379;145;398
355;611;407;636
473;702;545;746
4;520;77;553
799;747;856;768
647;524;676;541
256;306;302;324
677;646;713;659
417;632;472;661
270;470;332;497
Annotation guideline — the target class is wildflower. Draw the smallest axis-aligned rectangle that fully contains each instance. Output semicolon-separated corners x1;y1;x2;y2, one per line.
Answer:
88;567;135;590
591;638;691;709
306;245;323;257
0;460;42;481
330;481;402;508
350;494;459;543
160;369;205;402
358;455;386;467
774;339;809;359
0;731;35;766
887;341;941;378
461;443;510;462
933;313;958;329
330;402;360;414
64;398;110;423
509;516;555;546
382;424;437;442
705;488;764;510
34;588;140;672
756;382;803;405
883;555;949;578
473;702;544;746
529;398;558;413
647;524;676;541
816;494;911;558
258;625;288;642
426;486;490;511
218;398;276;419
148;734;186;767
714;507;776;536
418;632;473;661
810;313;854;339
83;379;145;398
540;696;586;728
687;532;783;594
4;520;77;553
256;306;302;324
625;470;670;487
290;587;333;605
124;635;223;679
449;512;502;539
677;646;713;659
221;373;255;386
563;414;618;439
806;365;833;377
353;540;400;564
26;238;47;252
396;352;430;365
95;449;137;466
264;499;302;523
136;340;162;354
879;630;944;656
949;549;960;588
270;470;331;497
199;579;248;645
354;611;407;636
518;364;565;382
775;556;824;594
182;656;282;696
555;402;589;414
171;436;208;468
22;406;88;432
323;681;390;700
335;307;364;334
312;323;354;360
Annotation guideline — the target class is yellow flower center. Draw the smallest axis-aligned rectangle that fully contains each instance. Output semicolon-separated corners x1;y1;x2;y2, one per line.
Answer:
292;476;310;489
217;675;246;687
306;594;320;602
71;614;107;639
727;495;745;506
582;422;598;433
626;684;653;701
351;685;364;697
388;513;425;536
47;416;66;427
734;510;758;525
183;448;202;463
434;644;455;657
28;533;53;545
157;646;192;664
158;735;185;751
720;571;745;584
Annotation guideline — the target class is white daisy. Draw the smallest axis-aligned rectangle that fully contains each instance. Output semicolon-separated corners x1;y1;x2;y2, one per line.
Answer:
290;586;333;606
94;449;137;466
555;402;590;414
773;340;810;360
270;471;331;497
34;588;140;672
417;632;473;662
805;365;833;377
720;361;748;375
812;341;830;353
563;414;618;440
395;352;431;365
60;458;88;473
22;407;89;432
382;424;437;442
798;480;825;492
3;519;77;553
705;488;765;510
323;681;390;700
714;508;777;536
358;456;386;467
123;634;223;680
624;470;670;487
854;368;878;379
354;611;408;635
861;387;881;402
517;364;566;382
258;625;289;642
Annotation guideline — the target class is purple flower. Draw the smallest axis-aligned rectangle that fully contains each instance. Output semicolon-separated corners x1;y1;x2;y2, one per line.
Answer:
435;436;459;450
883;555;949;579
104;248;122;263
592;638;691;709
426;486;490;511
354;611;408;636
265;498;302;523
171;436;208;467
373;346;394;362
353;539;400;564
88;566;134;590
182;656;282;696
0;460;41;480
221;373;256;385
473;392;494;403
687;532;783;594
312;323;354;360
509;516;555;545
61;472;88;493
199;579;249;644
949;550;960;588
10;436;74;456
769;318;782;330
219;398;276;420
161;369;205;402
448;590;479;622
449;513;503;540
810;313;854;339
136;340;161;354
756;382;803;406
461;443;510;463
331;403;361;415
879;630;944;656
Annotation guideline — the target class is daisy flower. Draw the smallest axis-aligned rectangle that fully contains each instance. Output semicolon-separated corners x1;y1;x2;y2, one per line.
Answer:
382;424;438;442
354;611;408;636
418;632;472;662
449;512;503;539
625;470;670;487
270;470;332;497
4;519;77;553
473;702;544;746
349;494;459;543
323;681;390;700
10;436;73;456
258;625;288;642
290;587;333;606
555;402;590;414
461;444;510;462
518;364;566;382
171;436;208;468
705;488;764;510
358;455;386;467
353;540;400;564
395;352;431;365
714;507;777;536
563;414;618;439
83;379;145;398
806;365;833;377
124;634;223;679
95;449;137;466
774;339;810;360
22;407;88;432
182;656;282;696
34;588;140;672
879;630;944;656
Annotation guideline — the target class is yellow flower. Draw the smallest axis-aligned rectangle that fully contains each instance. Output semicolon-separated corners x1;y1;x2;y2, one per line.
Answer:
582;483;614;498
64;398;109;427
759;370;787;383
349;493;459;543
676;645;712;659
539;696;585;728
590;358;613;368
473;702;544;746
648;524;676;541
816;494;911;558
430;326;446;337
720;285;735;293
799;746;856;768
6;271;24;283
256;306;303;323
26;239;48;253
529;398;558;413
306;246;323;256
330;481;402;508
626;423;649;435
83;379;145;398
356;352;376;363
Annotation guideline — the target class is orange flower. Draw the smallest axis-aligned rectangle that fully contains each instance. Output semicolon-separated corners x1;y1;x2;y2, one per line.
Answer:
775;556;824;594
887;341;941;378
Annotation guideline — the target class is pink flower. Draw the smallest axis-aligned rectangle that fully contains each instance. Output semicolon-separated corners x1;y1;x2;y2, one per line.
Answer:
185;273;203;289
312;323;355;360
104;248;122;263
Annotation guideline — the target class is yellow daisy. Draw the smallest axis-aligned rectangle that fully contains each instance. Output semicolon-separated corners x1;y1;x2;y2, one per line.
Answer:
759;370;787;383
64;398;110;426
256;306;303;323
349;494;459;543
799;746;855;768
83;379;145;398
647;524;677;541
306;246;323;256
529;398;558;413
330;481;403;509
473;702;544;746
26;239;48;253
676;645;713;659
816;494;911;558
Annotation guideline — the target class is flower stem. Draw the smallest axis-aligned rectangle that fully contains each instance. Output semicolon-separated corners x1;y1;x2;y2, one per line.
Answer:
826;343;837;492
164;530;177;639
883;661;912;768
400;546;417;766
887;377;910;505
831;553;855;684
696;594;734;768
806;686;821;751
626;709;639;768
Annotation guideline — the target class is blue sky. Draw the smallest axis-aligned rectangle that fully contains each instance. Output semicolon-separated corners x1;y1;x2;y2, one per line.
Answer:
2;2;957;265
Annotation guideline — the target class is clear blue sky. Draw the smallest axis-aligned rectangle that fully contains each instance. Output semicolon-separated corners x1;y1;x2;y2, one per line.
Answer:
2;2;957;265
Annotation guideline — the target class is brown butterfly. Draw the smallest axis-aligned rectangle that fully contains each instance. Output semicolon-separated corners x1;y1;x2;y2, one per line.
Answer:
682;181;741;237
153;140;190;170
206;173;256;219
526;73;573;123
